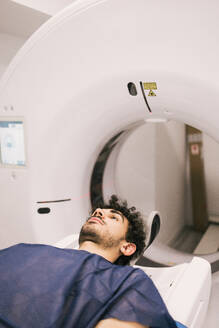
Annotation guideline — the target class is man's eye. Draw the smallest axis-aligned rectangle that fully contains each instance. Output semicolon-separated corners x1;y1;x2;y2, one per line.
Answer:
112;216;118;220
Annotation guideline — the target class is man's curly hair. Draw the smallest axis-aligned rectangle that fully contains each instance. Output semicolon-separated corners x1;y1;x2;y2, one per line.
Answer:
92;195;146;266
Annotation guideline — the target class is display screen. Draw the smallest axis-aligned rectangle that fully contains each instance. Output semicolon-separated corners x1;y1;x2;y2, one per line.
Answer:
0;120;25;166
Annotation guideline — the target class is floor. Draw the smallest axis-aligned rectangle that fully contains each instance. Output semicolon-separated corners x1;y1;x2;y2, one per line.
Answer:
170;226;203;253
170;224;219;255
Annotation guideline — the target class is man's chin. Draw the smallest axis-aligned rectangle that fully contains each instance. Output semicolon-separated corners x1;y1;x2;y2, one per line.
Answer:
79;225;102;245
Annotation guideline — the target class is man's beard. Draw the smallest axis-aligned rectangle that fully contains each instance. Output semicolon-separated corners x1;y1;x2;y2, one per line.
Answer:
79;222;123;249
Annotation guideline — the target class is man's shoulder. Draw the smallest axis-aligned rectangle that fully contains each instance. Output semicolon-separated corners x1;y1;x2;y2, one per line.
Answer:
0;243;79;260
111;263;150;283
115;263;147;275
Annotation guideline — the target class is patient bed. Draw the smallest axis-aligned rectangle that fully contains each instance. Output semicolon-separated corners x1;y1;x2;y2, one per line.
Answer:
54;234;211;328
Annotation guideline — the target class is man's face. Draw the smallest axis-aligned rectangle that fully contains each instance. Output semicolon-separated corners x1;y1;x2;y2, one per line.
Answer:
79;208;129;249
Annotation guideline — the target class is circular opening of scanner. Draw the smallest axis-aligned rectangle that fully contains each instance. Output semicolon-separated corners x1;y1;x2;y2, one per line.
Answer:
90;120;219;268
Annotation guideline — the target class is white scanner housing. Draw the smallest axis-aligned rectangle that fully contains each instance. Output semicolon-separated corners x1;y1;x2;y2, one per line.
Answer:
0;1;217;326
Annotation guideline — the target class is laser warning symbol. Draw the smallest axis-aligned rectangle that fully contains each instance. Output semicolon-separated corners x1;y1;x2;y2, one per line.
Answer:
148;90;156;96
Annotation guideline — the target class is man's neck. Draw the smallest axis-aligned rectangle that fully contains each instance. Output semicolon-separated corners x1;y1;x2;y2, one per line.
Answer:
79;241;119;263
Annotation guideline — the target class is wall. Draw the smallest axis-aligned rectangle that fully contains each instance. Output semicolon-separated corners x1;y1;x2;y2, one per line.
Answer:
185;130;219;227
115;124;156;214
115;121;186;245
10;0;75;16
0;1;49;39
155;121;186;244
203;134;219;218
0;32;25;78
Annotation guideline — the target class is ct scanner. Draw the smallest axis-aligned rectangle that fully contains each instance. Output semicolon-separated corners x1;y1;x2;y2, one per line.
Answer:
0;0;219;327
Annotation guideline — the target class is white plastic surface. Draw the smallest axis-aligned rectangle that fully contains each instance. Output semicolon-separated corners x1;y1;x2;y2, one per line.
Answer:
0;0;219;257
137;258;211;328
54;233;79;249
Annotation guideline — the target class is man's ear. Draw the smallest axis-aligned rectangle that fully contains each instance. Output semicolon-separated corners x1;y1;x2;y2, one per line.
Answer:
120;242;136;257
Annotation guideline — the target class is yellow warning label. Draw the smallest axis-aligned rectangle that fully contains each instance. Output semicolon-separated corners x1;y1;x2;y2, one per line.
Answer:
143;82;157;90
148;90;156;96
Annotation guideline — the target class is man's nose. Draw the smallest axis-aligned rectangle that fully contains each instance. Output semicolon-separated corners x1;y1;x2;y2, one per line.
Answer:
94;208;104;218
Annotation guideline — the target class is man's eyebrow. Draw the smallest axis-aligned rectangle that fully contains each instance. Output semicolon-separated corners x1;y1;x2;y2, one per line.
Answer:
110;209;124;221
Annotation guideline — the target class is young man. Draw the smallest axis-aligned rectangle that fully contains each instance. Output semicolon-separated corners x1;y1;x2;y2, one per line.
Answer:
0;195;178;328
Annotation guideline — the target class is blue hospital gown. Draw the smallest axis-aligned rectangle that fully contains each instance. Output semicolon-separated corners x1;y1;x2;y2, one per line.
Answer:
0;244;177;328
